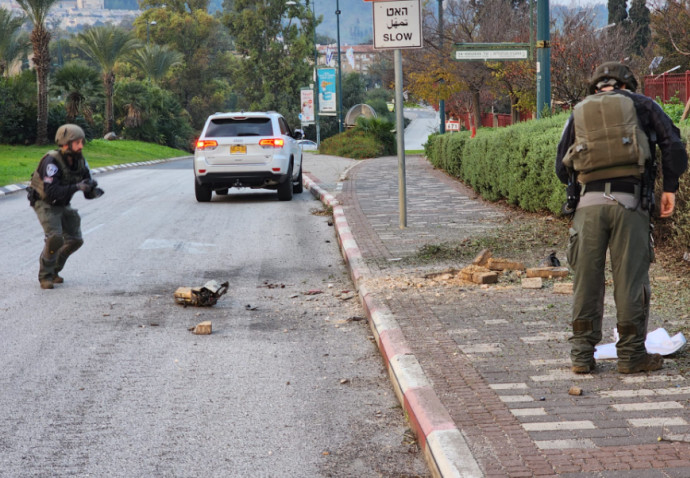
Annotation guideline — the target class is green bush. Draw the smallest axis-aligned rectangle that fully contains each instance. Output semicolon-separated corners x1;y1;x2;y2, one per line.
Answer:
320;129;383;159
320;117;396;159
425;115;690;251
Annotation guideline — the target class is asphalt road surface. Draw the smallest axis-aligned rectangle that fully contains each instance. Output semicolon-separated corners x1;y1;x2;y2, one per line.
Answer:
0;158;429;477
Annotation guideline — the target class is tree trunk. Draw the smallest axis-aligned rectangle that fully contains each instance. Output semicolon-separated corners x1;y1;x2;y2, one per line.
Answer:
472;89;481;130
104;71;115;135
31;26;51;145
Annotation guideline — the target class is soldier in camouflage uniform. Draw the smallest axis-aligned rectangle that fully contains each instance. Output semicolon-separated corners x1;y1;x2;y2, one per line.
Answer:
556;62;687;374
28;124;101;290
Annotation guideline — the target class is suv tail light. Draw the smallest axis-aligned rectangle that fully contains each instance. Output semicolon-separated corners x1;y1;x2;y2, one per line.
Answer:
196;139;218;150
259;138;285;148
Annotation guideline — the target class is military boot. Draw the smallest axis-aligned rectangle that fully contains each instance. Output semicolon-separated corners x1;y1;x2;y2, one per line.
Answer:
52;274;64;284
618;353;663;374
572;359;596;374
39;279;54;290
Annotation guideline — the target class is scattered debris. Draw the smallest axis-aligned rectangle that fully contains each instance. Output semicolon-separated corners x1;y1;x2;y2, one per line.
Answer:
305;289;324;295
338;291;355;301
340;378;350;385
487;258;526;271
174;280;229;307
568;386;583;396
472;248;492;266
191;320;212;335
553;282;574;295
346;316;366;322
245;304;257;311
261;281;285;289
684;252;690;263
526;267;569;279
521;277;543;289
459;265;498;284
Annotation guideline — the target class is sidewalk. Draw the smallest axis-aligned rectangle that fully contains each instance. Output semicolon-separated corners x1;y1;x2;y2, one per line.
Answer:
304;154;690;478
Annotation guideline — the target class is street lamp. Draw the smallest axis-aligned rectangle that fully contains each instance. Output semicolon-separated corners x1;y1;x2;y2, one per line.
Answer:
146;20;157;45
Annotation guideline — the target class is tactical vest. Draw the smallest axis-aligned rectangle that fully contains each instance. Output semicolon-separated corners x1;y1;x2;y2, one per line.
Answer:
30;150;88;201
562;91;651;183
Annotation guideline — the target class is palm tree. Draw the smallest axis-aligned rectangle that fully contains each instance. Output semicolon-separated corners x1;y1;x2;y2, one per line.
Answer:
127;44;183;85
75;25;140;135
0;8;27;77
14;0;58;144
52;59;103;124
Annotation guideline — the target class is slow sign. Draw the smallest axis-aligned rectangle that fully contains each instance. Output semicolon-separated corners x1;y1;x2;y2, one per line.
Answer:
372;0;422;50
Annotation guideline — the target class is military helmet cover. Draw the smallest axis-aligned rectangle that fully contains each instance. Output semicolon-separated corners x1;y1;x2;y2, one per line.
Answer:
55;124;85;146
589;62;638;94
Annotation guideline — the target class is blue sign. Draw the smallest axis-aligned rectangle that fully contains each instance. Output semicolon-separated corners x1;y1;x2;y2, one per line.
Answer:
317;68;336;116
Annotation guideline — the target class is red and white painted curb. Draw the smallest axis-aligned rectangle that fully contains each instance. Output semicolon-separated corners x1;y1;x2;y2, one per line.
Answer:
304;172;482;478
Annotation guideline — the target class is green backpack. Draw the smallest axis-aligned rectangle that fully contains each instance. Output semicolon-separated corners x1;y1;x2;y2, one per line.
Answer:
563;91;650;183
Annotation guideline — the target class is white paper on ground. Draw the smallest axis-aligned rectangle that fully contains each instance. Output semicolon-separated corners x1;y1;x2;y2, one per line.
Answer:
594;327;687;360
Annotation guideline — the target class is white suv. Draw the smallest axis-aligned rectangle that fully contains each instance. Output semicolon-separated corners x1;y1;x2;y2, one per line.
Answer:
194;111;304;202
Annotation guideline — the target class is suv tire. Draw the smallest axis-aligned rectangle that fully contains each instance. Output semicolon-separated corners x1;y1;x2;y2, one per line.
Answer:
293;164;303;194
277;164;294;201
195;182;212;202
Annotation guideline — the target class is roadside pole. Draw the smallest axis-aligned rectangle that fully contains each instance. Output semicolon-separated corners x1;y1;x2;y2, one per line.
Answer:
394;49;407;228
371;0;422;229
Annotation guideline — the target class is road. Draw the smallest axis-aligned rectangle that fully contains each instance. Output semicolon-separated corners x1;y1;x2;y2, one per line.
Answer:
0;157;429;477
404;107;439;151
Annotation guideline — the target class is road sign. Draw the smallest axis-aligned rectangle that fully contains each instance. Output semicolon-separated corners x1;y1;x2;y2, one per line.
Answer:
373;0;422;50
453;43;530;61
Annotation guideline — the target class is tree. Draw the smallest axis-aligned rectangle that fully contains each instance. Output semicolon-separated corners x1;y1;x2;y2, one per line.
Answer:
51;59;103;124
127;44;183;84
135;6;233;129
0;8;27;77
628;0;650;56
15;0;59;144
222;0;316;128
608;0;628;26
650;0;690;73
75;25;140;135
550;9;634;108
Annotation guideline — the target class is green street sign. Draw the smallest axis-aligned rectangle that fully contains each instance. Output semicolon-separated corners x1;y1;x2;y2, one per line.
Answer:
453;43;531;61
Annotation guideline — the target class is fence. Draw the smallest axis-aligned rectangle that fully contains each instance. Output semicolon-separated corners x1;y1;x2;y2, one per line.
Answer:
644;71;690;103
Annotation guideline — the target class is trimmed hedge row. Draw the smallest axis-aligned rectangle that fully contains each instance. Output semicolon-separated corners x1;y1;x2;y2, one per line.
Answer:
424;114;690;252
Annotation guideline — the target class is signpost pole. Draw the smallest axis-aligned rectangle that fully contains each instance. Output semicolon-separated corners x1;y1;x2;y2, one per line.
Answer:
394;48;407;229
536;0;551;118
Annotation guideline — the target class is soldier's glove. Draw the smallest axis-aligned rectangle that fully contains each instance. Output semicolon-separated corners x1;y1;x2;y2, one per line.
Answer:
76;179;93;193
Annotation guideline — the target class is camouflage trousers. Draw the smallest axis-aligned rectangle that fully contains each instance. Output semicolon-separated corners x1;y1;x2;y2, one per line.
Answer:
33;201;84;281
566;199;652;369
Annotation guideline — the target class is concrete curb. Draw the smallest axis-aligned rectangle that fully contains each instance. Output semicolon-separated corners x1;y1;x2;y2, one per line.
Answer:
0;156;191;198
304;171;483;478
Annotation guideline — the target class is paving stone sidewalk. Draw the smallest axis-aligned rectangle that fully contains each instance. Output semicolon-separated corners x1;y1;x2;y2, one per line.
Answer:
333;155;690;477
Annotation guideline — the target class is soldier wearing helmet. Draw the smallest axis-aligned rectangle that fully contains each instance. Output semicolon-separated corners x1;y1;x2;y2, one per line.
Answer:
27;124;102;289
555;62;687;374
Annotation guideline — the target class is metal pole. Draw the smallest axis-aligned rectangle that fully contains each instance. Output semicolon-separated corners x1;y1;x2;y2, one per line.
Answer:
438;0;445;134
336;0;344;133
394;49;407;229
536;0;551;118
312;0;320;147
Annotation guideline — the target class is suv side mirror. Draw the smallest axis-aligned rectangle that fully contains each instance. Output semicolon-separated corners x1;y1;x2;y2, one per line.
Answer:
293;129;304;140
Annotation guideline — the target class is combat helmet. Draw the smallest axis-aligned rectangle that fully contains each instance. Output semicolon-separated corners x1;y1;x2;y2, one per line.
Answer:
588;62;638;94
55;124;85;146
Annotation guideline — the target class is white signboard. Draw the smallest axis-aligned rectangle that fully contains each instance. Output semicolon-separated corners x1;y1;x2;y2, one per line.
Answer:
454;49;529;61
373;0;422;50
300;88;314;124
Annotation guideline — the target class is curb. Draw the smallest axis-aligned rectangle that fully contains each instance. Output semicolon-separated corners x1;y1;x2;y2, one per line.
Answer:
0;156;191;198
304;171;483;478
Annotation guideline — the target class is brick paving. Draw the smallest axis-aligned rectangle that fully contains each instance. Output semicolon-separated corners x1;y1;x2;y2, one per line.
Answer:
335;155;690;477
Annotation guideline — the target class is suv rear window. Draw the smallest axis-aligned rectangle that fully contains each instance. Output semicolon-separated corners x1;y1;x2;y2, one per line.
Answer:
205;117;273;137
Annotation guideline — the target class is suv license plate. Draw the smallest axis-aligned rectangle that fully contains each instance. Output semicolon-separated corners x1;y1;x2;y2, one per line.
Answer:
231;145;246;154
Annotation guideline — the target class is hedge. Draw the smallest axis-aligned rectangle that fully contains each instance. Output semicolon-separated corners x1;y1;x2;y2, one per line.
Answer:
425;113;690;252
